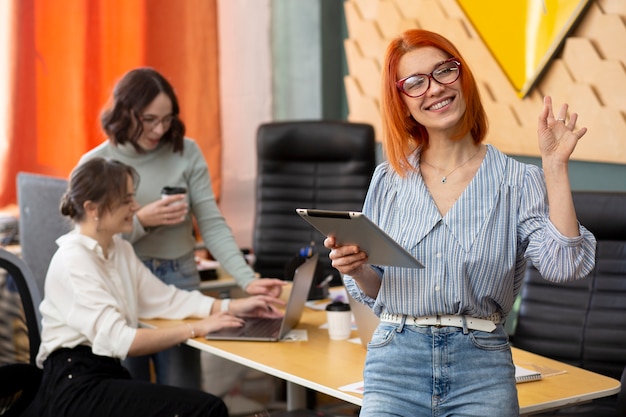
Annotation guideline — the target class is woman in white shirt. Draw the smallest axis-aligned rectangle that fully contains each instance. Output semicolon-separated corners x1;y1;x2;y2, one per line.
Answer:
24;157;283;417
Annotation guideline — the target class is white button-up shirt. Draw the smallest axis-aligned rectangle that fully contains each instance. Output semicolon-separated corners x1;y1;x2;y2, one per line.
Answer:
36;231;214;367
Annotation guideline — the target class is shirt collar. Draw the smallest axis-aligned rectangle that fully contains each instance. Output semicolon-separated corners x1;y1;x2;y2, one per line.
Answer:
399;144;506;252
57;229;114;259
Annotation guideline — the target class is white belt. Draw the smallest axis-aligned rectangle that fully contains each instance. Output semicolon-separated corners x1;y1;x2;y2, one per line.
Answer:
380;312;498;333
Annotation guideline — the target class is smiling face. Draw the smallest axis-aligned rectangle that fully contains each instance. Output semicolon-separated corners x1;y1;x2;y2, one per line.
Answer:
97;175;139;236
136;92;174;151
397;46;466;136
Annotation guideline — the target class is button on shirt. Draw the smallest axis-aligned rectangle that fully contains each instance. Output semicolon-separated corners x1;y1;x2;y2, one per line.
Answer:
36;231;215;367
344;145;596;319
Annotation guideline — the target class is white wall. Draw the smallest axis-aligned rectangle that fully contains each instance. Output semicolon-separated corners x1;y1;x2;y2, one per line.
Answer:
217;0;272;249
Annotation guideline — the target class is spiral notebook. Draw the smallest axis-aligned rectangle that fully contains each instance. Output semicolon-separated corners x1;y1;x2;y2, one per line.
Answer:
515;364;542;383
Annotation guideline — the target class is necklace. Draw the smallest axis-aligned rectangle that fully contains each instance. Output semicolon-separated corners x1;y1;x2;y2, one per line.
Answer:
420;146;481;184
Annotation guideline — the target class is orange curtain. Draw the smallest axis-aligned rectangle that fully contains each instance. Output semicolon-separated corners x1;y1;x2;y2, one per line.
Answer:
1;0;221;207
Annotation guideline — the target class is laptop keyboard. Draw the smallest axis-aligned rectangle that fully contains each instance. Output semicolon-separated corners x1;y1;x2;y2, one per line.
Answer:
241;317;283;337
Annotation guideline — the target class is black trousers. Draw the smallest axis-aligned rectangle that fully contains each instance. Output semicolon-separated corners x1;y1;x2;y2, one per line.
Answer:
23;346;228;417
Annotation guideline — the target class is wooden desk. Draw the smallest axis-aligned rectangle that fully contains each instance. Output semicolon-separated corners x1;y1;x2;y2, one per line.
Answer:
513;348;621;415
142;308;621;415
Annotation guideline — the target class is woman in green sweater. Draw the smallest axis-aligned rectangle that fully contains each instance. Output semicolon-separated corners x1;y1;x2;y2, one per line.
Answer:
79;67;285;389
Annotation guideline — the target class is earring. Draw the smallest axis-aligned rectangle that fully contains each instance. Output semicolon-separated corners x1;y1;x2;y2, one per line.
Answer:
94;217;99;222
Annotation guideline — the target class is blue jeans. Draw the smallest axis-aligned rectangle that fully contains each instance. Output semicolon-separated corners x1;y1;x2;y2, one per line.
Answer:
361;320;519;417
123;252;202;389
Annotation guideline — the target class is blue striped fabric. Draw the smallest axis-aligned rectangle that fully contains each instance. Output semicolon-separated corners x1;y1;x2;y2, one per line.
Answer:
344;144;596;319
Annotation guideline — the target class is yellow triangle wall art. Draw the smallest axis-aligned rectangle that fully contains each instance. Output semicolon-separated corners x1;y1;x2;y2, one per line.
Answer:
457;0;591;97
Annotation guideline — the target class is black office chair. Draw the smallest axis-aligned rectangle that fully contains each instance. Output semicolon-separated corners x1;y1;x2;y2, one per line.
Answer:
0;248;43;416
17;172;71;297
252;120;376;287
512;191;626;416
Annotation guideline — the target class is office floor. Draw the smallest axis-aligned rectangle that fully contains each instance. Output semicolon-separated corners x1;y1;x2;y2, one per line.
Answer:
223;370;360;417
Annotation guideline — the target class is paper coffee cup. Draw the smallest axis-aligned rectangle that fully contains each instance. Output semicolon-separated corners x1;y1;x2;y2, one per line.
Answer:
326;301;352;340
161;186;187;202
161;186;187;221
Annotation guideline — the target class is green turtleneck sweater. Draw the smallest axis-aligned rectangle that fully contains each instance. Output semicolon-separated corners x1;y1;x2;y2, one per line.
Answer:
79;138;256;290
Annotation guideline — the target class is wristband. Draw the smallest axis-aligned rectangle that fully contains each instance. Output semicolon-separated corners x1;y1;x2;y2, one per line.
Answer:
221;298;231;313
186;323;196;339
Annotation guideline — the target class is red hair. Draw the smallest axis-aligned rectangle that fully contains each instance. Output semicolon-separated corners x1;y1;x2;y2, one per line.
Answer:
380;29;488;175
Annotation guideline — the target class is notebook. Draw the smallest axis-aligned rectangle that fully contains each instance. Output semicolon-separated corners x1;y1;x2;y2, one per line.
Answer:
205;254;318;341
515;364;542;383
346;290;379;347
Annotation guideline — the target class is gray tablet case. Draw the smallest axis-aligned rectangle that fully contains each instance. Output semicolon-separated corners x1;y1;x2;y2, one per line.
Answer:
296;209;424;269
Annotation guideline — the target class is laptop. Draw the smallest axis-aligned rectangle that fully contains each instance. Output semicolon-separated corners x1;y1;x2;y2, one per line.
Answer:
205;254;318;341
346;290;380;347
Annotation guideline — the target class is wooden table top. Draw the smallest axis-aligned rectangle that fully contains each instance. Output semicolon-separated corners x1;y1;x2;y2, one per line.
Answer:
142;307;621;414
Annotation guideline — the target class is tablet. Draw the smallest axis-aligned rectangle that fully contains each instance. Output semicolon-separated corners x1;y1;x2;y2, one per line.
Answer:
296;208;424;269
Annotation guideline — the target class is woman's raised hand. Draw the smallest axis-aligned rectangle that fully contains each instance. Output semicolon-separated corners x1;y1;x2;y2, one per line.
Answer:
537;96;588;165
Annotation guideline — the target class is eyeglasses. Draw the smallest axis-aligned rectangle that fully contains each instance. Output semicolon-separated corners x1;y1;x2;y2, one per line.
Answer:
396;58;461;98
140;114;176;130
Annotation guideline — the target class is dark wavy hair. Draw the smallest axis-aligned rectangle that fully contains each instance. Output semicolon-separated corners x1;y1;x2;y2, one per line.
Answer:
381;29;488;176
61;158;140;222
100;67;185;153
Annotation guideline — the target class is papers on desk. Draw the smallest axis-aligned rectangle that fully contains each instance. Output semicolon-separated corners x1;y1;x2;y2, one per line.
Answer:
514;361;567;379
515;364;542;383
339;380;365;395
282;329;308;342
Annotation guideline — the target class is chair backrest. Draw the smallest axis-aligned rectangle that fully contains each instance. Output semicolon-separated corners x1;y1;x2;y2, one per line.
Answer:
253;120;376;284
0;362;42;417
17;172;71;297
0;248;42;366
513;191;626;381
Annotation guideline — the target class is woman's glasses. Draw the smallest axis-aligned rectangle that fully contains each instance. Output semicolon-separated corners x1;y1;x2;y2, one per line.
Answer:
140;114;176;130
396;58;461;98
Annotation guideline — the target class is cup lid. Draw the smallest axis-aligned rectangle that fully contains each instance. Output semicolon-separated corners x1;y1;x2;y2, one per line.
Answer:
326;301;350;311
161;186;187;195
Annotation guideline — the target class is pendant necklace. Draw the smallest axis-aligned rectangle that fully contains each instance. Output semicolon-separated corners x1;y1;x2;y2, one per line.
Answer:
421;147;481;184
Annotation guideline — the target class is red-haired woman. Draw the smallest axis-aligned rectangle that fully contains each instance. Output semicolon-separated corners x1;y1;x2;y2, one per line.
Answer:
325;29;596;416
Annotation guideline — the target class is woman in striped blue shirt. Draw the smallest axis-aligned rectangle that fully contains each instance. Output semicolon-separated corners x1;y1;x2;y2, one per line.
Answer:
325;29;596;416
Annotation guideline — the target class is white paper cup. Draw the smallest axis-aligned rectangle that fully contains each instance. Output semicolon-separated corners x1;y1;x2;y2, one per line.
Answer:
326;302;352;340
161;186;188;221
161;186;187;205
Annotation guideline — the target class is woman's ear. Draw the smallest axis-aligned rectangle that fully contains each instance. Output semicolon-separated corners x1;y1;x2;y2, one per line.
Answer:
83;201;99;220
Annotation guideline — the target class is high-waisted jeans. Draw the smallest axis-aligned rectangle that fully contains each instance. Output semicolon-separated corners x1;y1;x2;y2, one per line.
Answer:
360;319;519;417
